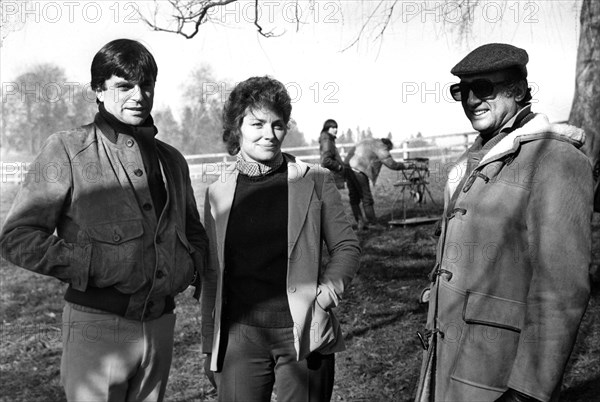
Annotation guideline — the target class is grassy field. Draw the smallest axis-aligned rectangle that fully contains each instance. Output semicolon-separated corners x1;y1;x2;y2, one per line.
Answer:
1;167;599;401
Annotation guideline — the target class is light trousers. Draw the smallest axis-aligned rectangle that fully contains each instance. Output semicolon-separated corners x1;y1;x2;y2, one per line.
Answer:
61;302;176;402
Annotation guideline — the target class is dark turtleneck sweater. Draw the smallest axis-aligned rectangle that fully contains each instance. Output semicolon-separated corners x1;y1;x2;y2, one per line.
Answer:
223;161;293;328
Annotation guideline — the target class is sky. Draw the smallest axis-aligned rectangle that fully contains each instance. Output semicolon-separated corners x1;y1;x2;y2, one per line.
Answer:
0;0;582;146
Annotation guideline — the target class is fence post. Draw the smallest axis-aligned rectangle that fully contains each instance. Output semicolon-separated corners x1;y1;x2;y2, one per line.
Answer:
402;141;409;160
464;134;470;151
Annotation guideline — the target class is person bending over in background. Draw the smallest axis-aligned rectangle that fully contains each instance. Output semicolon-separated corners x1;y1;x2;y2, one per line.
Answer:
344;137;411;228
201;76;360;402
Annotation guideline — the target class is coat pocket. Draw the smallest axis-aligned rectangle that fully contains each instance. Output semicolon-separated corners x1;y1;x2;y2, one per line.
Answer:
451;291;526;391
309;299;339;354
87;219;144;291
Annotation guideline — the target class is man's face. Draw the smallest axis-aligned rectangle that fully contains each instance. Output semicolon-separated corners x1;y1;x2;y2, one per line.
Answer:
96;75;155;126
460;70;520;137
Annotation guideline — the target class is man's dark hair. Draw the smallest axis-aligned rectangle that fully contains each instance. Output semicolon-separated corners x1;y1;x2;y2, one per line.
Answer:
501;67;532;107
222;76;292;155
91;39;158;96
381;138;394;150
321;119;338;133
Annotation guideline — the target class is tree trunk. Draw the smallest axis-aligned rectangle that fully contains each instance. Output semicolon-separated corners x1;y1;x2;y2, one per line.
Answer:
569;0;600;211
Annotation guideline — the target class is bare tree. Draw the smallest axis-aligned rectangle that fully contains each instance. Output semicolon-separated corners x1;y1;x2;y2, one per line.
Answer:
569;0;600;211
139;0;305;39
142;0;599;207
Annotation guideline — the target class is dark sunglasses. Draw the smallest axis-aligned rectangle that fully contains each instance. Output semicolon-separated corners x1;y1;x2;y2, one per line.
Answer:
449;79;510;101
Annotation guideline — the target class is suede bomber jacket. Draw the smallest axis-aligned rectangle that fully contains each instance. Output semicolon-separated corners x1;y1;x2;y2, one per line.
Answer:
0;121;208;321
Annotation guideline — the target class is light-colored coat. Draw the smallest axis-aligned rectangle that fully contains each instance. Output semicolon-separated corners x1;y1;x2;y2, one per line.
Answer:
416;114;593;402
201;155;361;371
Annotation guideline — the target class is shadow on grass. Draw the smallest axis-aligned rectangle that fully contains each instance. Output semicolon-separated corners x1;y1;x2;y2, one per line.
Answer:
0;368;65;402
358;259;431;282
345;306;421;342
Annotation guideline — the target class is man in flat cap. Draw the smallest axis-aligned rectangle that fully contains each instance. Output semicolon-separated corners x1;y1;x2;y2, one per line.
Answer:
415;43;594;402
0;39;208;401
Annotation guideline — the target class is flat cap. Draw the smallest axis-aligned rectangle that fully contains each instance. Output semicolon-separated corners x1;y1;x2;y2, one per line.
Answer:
451;43;528;77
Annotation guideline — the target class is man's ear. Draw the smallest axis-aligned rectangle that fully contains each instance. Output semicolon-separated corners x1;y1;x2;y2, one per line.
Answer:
95;89;104;103
514;81;527;102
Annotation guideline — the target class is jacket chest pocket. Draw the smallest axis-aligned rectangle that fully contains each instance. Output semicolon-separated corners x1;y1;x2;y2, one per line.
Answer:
86;220;145;292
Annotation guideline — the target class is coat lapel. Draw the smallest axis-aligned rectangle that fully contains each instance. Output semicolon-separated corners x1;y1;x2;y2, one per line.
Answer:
209;164;238;270
287;158;314;256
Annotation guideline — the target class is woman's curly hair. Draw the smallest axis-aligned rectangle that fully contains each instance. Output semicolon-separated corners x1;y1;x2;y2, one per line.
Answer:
222;76;292;155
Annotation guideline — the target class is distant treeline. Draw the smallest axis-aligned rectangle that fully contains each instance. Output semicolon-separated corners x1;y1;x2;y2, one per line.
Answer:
0;63;309;158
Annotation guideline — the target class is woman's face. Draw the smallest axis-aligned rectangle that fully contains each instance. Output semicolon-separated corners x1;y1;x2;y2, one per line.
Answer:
328;126;338;136
239;107;287;163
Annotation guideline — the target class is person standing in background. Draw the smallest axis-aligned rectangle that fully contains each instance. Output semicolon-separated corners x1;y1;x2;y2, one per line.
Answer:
319;119;346;189
319;118;364;228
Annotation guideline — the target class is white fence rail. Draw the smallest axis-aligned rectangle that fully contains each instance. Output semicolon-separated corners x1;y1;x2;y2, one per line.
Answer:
1;130;481;183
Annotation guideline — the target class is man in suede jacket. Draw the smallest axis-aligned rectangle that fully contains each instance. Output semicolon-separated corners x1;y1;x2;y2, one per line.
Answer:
0;39;208;402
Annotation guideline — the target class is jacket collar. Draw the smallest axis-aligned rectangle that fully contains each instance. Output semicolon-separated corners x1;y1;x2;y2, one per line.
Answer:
446;114;586;199
478;113;586;167
95;104;157;144
209;153;313;262
213;153;310;184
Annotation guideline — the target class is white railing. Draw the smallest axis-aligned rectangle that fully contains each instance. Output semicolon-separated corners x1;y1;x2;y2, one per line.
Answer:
1;131;481;183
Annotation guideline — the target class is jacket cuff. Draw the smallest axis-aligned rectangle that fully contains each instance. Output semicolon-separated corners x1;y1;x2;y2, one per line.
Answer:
316;283;339;310
201;333;213;354
70;243;92;291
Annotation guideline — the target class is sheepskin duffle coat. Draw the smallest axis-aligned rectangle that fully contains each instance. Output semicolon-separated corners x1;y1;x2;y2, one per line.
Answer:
416;113;594;402
201;154;361;371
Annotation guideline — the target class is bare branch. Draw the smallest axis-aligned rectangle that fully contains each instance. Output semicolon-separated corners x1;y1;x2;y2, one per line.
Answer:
140;0;239;39
342;0;386;52
295;0;301;33
375;0;398;41
253;0;277;38
140;0;294;40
